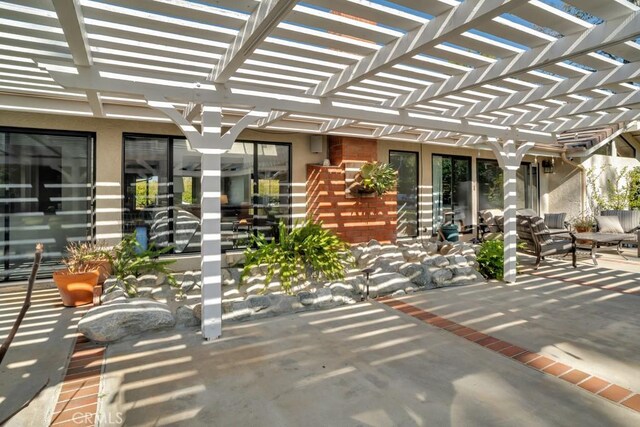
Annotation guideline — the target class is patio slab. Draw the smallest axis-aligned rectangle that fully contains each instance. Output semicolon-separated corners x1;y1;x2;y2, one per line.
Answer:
100;263;640;426
0;283;82;426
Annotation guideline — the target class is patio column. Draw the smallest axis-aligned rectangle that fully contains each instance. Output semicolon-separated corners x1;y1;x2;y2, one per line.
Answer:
487;139;534;283
147;99;269;339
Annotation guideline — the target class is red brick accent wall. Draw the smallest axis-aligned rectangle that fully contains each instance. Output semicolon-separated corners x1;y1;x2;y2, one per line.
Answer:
307;137;397;244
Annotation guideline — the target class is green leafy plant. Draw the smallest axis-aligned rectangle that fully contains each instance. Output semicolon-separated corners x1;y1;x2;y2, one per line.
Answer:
571;215;594;230
108;233;177;297
629;167;640;210
355;162;397;196
241;219;354;294
476;240;525;281
587;166;639;213
62;241;113;274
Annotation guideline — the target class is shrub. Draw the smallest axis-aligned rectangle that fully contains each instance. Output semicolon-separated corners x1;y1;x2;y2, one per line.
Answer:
108;233;177;296
476;239;505;280
241;219;354;294
356;162;397;196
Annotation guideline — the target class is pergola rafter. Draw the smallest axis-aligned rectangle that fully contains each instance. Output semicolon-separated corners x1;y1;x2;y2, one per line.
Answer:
449;61;640;119
307;0;528;98
391;10;640;109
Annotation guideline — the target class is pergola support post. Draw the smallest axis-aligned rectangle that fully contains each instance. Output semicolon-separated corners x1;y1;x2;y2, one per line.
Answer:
487;139;534;283
147;98;269;339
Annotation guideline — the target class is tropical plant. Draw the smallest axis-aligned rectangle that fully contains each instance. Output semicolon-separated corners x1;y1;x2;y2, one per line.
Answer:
476;239;525;281
355;162;397;196
241;219;354;294
62;241;113;274
107;233;177;296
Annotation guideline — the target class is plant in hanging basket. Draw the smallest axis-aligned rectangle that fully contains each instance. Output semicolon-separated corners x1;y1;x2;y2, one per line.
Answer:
350;162;397;196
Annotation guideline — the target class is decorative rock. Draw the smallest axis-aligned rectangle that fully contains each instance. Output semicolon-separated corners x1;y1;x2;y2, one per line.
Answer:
78;298;175;342
369;272;412;297
391;290;406;297
329;282;355;297
430;268;454;287
399;263;431;287
230;301;252;320
350;245;365;262
298;291;316;306
268;294;296;314
405;286;417;293
432;255;449;268
402;248;424;262
193;303;202;320
246;295;271;311
315;288;334;307
101;289;126;304
103;277;119;292
151;284;174;302
225;251;245;267
439;244;454;255
372;256;404;274
424;242;438;255
138;273;165;288
175;305;200;328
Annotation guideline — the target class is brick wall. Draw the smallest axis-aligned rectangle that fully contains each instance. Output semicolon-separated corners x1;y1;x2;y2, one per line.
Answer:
307;137;397;244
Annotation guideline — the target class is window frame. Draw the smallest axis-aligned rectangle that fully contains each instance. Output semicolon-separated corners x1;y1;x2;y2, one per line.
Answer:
121;133;292;254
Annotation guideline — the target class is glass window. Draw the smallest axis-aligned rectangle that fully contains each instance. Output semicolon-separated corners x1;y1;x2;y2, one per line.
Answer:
432;155;472;235
123;136;291;254
389;151;418;237
1;129;93;281
477;159;539;212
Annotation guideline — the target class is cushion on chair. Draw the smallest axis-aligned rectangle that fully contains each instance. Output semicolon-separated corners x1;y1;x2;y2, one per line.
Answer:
540;240;575;256
600;210;640;233
517;209;537;217
596;215;625;234
544;213;566;230
530;216;552;245
480;209;503;232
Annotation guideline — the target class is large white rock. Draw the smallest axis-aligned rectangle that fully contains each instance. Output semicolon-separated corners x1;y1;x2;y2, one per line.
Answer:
368;272;412;297
78;298;175;342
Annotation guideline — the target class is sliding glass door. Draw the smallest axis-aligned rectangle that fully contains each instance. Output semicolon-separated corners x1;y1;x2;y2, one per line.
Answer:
1;128;94;281
432;155;472;234
477;159;539;212
123;135;291;254
389;150;418;237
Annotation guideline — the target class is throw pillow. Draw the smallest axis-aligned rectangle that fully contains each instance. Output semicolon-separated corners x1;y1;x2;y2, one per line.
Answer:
596;216;625;234
544;213;566;230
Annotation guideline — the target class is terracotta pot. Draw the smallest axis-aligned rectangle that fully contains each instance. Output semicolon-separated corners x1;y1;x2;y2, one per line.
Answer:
574;225;591;244
52;270;100;307
85;260;113;284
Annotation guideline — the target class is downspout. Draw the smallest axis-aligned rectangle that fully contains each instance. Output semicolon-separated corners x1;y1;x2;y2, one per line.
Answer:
561;151;586;214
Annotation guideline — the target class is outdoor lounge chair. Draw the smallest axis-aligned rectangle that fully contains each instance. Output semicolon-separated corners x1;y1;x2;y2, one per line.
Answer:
516;215;577;269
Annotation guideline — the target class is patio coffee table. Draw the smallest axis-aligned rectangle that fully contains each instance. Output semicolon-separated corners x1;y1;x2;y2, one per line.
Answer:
572;232;629;265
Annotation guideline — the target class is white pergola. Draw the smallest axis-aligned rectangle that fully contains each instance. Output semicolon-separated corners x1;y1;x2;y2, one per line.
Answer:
2;0;639;339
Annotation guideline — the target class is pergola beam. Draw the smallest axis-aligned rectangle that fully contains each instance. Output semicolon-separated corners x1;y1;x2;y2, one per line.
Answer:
308;0;527;97
451;61;640;119
392;11;640;109
43;65;556;143
529;108;640;133
52;0;104;117
211;0;297;83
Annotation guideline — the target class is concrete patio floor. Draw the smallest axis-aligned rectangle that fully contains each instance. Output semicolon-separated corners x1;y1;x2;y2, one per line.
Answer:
0;282;82;426
98;253;640;427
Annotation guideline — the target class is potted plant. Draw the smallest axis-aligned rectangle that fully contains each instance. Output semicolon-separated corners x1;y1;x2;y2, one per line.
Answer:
572;215;594;233
53;242;106;307
349;162;397;196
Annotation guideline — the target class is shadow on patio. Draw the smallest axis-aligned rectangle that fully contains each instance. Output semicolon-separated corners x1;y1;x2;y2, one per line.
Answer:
99;269;640;427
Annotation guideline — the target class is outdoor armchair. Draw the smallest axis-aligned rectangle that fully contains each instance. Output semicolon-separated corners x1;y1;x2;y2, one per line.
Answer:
516;215;577;269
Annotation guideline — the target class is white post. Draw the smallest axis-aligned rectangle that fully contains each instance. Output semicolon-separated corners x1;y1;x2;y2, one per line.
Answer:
200;153;222;339
487;139;534;283
502;165;518;283
147;99;269;339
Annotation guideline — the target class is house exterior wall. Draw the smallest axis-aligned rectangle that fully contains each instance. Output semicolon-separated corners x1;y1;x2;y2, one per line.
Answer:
0;111;323;271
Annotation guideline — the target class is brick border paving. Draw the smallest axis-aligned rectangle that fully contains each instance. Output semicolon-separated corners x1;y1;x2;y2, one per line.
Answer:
50;335;105;427
379;296;640;414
